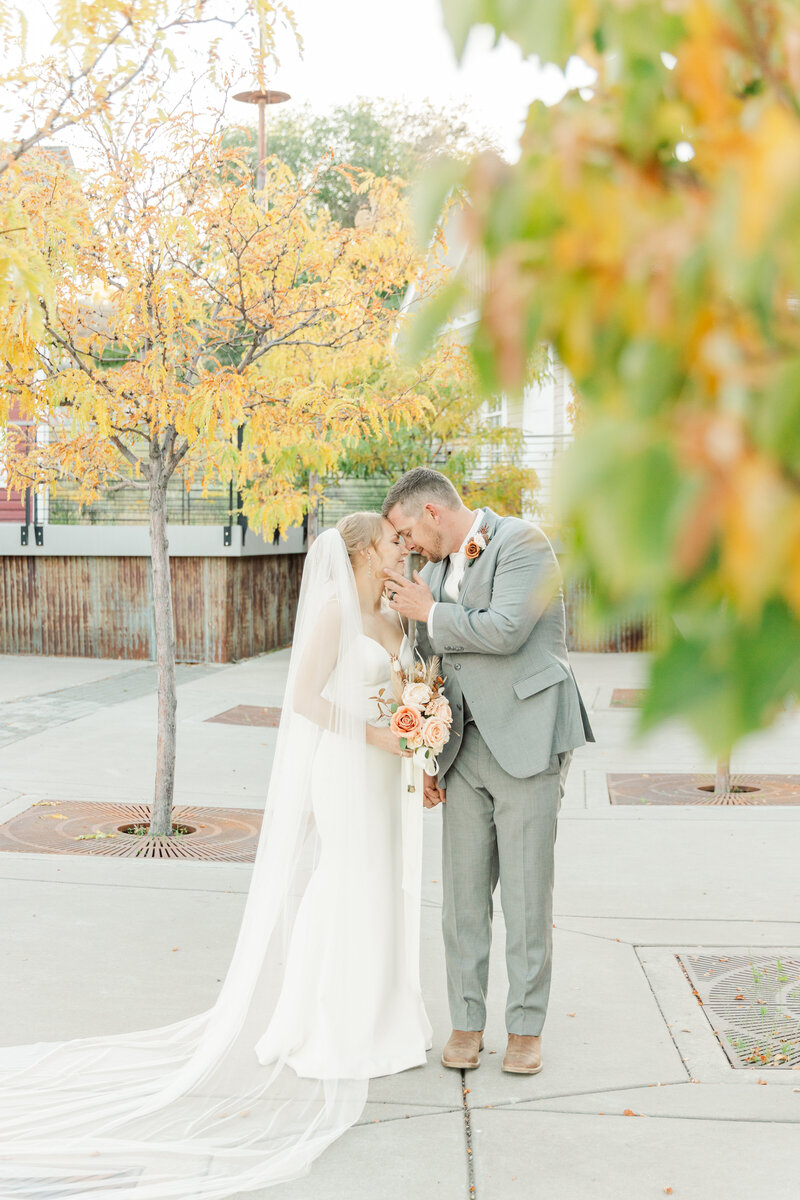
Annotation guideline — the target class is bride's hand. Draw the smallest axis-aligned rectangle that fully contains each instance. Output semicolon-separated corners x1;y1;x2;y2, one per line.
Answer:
367;723;413;757
423;773;446;808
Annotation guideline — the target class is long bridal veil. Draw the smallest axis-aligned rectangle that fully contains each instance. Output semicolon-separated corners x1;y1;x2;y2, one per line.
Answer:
0;529;378;1198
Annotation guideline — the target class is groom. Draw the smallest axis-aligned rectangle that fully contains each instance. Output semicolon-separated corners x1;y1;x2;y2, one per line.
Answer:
383;468;594;1075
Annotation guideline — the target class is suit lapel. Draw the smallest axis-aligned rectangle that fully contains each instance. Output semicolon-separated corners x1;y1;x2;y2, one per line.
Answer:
458;509;502;609
430;558;449;603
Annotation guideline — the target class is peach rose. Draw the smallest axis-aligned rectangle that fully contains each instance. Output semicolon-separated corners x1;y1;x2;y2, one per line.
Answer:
464;538;481;561
427;696;452;724
390;706;422;740
422;716;449;753
403;681;432;708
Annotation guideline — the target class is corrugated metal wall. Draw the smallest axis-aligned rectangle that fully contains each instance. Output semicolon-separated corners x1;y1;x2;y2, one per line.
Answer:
0;555;656;661
0;555;305;662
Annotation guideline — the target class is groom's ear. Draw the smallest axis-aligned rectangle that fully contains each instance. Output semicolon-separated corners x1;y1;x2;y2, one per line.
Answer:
423;503;440;524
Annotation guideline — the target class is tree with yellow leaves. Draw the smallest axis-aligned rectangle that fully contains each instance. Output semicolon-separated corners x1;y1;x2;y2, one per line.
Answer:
419;0;800;760
0;0;296;367
337;345;541;518
2;88;440;835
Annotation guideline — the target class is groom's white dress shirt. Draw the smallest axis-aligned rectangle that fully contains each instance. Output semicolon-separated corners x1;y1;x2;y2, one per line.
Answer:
426;509;484;637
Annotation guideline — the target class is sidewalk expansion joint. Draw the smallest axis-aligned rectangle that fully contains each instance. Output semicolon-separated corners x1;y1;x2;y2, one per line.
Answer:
556;914;800;924
461;1071;477;1199
635;946;693;1081
481;1080;691;1108
356;1107;460;1128
503;1107;800;1126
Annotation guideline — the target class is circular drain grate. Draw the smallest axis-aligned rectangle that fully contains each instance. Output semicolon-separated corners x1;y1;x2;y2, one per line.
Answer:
679;953;800;1068
608;773;800;806
0;802;262;862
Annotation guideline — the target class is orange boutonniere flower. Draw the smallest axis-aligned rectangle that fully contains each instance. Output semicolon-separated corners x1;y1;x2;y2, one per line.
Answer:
465;523;491;565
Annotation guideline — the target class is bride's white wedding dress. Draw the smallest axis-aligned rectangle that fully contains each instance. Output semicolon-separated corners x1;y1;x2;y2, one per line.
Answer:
257;631;432;1079
0;531;431;1198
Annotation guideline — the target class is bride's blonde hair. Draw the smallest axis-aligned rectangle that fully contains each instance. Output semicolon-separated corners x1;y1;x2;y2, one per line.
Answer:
336;511;384;560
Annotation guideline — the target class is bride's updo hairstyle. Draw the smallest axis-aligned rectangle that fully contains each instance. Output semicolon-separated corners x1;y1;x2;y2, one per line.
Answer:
336;512;384;562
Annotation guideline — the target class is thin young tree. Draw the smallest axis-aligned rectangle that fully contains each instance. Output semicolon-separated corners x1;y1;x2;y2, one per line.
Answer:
1;99;443;836
0;0;295;371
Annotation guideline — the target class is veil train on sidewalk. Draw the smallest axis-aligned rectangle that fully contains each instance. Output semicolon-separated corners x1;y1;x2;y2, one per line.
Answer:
0;529;377;1198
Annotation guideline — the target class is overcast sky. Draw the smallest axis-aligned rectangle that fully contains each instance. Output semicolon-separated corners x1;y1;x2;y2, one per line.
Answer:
19;0;595;162
263;0;595;160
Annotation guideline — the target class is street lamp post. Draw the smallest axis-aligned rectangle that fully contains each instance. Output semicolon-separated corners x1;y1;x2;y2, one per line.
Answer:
227;85;291;549
232;87;291;195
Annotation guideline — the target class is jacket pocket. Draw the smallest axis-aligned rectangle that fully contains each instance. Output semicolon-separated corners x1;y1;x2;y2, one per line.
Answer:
513;662;568;700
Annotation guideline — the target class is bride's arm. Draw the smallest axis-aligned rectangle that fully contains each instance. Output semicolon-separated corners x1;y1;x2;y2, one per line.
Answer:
292;602;407;756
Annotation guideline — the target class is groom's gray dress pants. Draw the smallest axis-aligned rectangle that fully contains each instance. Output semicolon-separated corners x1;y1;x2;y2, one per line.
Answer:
441;722;570;1036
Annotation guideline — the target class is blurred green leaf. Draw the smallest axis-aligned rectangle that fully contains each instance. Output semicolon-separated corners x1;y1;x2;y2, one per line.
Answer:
442;0;575;65
401;277;464;363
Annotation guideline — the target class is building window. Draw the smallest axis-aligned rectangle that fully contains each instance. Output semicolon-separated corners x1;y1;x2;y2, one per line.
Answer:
483;396;506;429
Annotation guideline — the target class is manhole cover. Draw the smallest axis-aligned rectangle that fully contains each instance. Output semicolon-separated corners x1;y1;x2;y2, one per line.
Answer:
206;705;282;727
610;689;647;708
0;802;262;861
607;773;800;805
679;953;800;1069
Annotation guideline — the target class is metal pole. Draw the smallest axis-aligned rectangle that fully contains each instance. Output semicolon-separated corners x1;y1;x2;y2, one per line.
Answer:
257;99;266;194
231;82;290;545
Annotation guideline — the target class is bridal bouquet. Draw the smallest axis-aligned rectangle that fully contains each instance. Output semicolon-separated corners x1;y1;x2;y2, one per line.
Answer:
374;654;453;789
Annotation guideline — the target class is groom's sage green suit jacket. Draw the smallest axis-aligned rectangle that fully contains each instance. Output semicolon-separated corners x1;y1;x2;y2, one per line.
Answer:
415;509;594;781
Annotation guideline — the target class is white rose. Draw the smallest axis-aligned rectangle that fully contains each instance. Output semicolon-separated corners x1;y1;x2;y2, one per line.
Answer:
421;715;449;754
403;682;432;707
427;696;452;724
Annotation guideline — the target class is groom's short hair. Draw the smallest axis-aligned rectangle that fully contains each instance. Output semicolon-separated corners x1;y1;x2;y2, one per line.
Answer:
382;468;461;517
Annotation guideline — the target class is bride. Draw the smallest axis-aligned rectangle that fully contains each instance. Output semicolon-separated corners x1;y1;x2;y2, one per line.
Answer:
0;513;433;1198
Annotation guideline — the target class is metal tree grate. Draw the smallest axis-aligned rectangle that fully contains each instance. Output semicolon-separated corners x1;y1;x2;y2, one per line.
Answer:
678;952;800;1068
205;705;282;727
0;802;262;862
609;689;647;708
608;773;800;805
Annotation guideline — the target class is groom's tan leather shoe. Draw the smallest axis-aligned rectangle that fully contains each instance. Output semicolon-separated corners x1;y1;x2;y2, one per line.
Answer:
502;1034;543;1074
441;1030;484;1070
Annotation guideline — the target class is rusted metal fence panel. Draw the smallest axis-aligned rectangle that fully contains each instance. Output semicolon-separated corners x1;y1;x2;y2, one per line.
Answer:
563;576;662;652
1;553;655;661
0;555;304;662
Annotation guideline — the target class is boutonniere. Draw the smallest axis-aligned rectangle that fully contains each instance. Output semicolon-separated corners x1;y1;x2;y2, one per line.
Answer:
464;523;491;566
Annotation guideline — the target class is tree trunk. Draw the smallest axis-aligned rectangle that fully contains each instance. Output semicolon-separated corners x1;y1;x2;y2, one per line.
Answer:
148;467;177;836
715;754;732;796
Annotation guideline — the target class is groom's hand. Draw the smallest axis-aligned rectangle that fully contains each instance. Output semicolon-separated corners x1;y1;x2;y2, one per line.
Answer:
423;773;446;809
384;569;434;622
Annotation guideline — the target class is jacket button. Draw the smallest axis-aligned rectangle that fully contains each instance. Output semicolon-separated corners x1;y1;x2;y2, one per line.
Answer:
454;663;461;670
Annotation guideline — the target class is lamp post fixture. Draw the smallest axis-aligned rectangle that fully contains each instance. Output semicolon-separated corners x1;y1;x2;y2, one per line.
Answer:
232;87;291;194
226;84;291;549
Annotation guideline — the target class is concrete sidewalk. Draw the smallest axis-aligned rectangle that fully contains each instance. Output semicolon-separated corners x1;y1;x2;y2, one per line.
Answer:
0;650;798;1199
